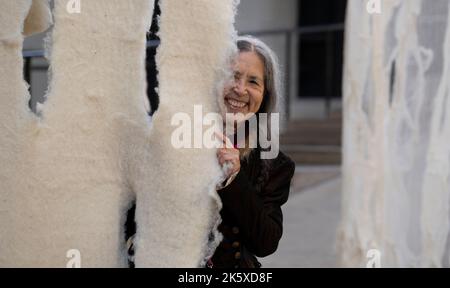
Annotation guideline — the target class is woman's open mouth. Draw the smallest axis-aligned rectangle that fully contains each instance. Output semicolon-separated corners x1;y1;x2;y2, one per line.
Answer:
226;98;248;110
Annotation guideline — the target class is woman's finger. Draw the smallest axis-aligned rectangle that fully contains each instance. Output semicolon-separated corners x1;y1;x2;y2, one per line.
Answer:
214;131;227;144
218;153;238;165
217;148;238;156
224;136;234;149
217;148;227;154
218;153;239;163
221;155;236;163
218;154;232;164
214;131;234;148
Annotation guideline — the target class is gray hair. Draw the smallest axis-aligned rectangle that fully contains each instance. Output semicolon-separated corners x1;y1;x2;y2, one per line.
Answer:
236;36;283;160
236;36;283;116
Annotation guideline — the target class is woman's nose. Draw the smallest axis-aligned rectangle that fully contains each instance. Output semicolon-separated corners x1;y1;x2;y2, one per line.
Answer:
233;79;247;96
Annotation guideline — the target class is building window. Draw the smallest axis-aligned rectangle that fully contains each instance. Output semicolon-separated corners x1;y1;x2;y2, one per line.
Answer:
298;0;347;99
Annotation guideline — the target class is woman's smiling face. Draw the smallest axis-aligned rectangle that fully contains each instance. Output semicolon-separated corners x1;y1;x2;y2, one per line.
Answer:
224;51;265;116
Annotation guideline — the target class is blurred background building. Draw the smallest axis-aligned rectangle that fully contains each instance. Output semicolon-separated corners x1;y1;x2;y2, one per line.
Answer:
236;1;345;267
235;0;345;166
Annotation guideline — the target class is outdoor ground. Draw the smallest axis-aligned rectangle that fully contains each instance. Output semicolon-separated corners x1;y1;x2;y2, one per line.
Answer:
259;165;342;268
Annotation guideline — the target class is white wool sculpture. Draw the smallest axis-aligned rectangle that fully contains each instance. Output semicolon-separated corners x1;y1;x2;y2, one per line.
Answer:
0;0;238;267
339;0;450;267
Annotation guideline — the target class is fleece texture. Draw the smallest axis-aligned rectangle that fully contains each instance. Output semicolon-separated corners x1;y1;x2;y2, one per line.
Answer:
0;0;237;267
23;0;52;37
134;0;239;267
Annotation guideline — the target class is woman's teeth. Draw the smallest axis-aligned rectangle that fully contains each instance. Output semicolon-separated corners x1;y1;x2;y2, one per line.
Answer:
227;99;247;109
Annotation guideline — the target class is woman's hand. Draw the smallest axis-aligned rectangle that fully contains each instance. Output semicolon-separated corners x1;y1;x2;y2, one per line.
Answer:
215;132;240;179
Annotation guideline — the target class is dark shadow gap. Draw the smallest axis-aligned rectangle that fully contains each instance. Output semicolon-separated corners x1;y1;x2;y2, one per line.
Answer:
23;49;49;115
146;0;161;116
389;60;396;107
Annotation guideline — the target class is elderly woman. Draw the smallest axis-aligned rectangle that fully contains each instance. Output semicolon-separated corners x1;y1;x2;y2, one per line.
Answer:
210;36;295;268
126;36;294;268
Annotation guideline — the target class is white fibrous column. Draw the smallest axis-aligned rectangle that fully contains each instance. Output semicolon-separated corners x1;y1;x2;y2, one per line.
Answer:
0;0;155;267
133;0;239;267
339;0;450;267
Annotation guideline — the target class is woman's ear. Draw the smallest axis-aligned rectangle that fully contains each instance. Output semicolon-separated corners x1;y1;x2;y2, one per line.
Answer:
24;0;52;37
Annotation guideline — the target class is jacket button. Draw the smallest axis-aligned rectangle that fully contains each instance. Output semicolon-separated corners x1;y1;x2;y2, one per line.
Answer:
222;242;231;249
232;241;240;248
235;252;241;259
232;227;239;234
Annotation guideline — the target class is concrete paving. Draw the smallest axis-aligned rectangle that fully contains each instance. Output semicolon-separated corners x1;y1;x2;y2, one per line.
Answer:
259;166;342;268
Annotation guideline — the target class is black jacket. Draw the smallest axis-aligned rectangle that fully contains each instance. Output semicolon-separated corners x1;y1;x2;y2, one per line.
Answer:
125;148;295;268
210;148;295;268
